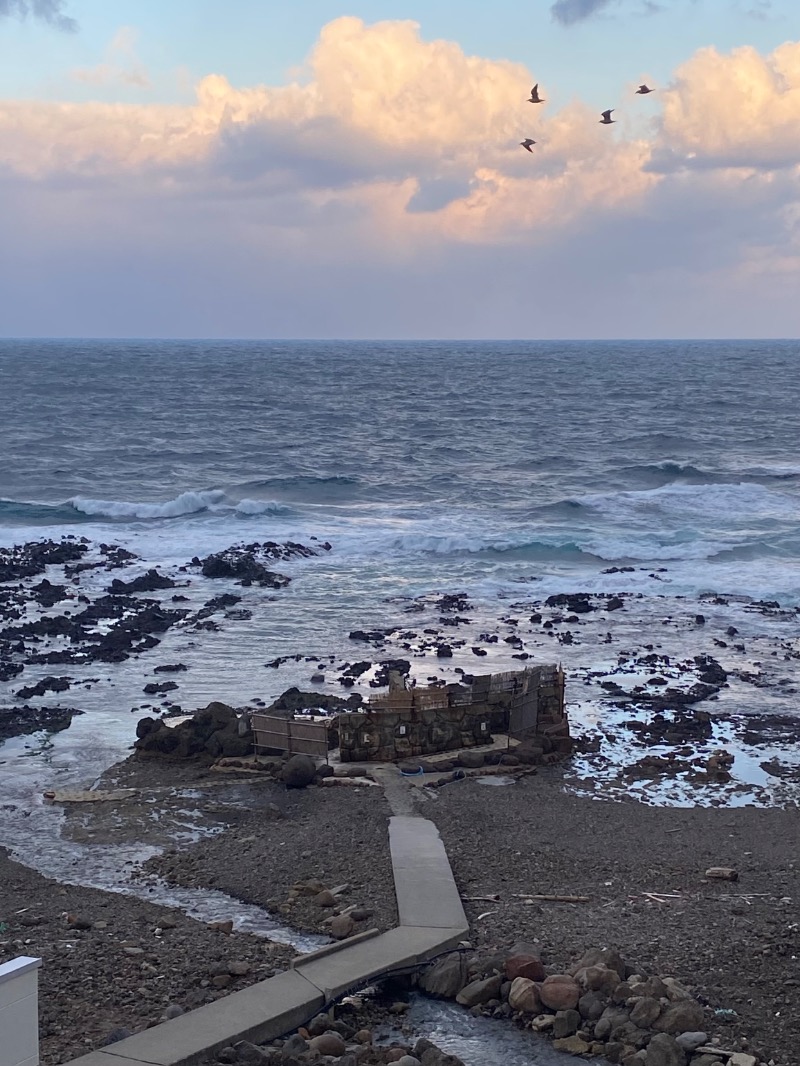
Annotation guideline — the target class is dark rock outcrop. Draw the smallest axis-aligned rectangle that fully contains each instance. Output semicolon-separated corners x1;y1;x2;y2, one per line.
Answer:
134;702;252;761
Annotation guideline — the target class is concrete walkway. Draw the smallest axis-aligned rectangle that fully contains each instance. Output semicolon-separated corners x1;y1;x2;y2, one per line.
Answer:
66;775;467;1066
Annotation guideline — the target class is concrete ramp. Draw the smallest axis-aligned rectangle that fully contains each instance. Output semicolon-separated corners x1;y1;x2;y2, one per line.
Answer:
66;807;468;1066
390;816;467;930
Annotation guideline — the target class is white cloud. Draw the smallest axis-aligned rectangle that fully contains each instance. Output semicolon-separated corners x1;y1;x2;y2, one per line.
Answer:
71;26;150;89
1;17;799;336
657;41;800;170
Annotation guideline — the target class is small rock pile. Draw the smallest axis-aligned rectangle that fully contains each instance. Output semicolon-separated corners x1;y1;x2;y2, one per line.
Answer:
213;1022;462;1066
418;945;767;1066
275;876;376;940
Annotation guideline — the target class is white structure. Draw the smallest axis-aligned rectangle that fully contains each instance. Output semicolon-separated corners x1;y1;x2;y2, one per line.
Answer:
0;957;42;1066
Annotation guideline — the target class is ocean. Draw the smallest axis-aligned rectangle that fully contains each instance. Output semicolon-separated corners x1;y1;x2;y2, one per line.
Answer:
1;338;800;859
3;338;800;599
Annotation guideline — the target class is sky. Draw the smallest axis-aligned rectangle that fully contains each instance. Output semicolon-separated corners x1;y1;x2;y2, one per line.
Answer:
1;0;799;338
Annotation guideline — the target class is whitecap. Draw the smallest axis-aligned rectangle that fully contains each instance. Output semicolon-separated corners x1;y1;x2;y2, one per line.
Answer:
67;489;227;519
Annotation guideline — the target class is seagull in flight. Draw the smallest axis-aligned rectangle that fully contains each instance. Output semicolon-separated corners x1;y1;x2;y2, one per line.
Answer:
599;109;615;124
528;84;544;103
636;84;654;95
520;138;537;152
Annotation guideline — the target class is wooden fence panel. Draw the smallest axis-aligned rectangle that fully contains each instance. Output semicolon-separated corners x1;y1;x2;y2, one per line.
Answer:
251;715;328;761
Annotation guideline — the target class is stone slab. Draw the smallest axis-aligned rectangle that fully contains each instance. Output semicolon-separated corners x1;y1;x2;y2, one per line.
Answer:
294;925;465;1001
389;816;468;930
97;970;323;1066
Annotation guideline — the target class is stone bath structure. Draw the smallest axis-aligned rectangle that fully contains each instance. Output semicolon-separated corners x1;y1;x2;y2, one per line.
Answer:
337;665;569;763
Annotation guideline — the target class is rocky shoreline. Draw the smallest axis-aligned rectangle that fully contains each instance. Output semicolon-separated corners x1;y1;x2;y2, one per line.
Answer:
199;939;769;1066
0;848;298;1066
31;751;794;1066
1;537;799;1066
3;536;800;809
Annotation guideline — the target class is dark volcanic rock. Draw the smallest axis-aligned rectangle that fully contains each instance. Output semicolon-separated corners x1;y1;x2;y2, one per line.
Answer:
15;676;72;700
634;682;720;709
107;569;176;595
349;629;395;642
30;579;70;607
199;553;289;587
545;593;594;614
154;663;188;674
435;592;472;613
0;539;87;583
194;542;317;588
372;659;411;686
0;705;83;743
280;754;316;789
265;688;362;715
0;660;24;682
143;681;179;696
694;654;728;686
134;702;253;760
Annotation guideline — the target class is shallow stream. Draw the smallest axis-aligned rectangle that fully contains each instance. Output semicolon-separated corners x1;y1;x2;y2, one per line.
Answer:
378;996;610;1066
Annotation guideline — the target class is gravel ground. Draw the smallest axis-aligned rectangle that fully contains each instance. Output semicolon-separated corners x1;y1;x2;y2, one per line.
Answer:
142;774;398;936
0;849;298;1066
428;768;800;1065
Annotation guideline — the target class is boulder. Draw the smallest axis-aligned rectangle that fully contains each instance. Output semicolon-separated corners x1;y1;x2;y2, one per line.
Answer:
504;954;545;982
572;948;627;980
578;990;608;1021
538;974;580;1011
596;1006;631;1039
420;1051;465;1066
329;914;355;940
508;977;541;1014
613;1022;651;1049
234;1041;269;1063
552;1036;591;1055
676;1034;708;1052
631;975;670;1000
309;1033;346;1057
457;750;485;769
280;1034;309;1059
552;1009;581;1038
135;717;160;740
575;964;622;995
662;978;692;1002
455;974;502;1007
281;754;316;789
728;1057;757;1066
420;954;468;999
645;1034;688;1066
314;890;337;908
653;1001;705;1034
630;997;663;1028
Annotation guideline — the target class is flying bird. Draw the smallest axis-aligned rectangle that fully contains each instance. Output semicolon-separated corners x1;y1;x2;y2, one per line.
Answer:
636;84;654;95
520;139;537;152
528;84;544;103
599;109;615;124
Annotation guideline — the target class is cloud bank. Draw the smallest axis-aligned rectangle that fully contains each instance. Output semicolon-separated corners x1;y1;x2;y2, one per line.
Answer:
551;0;617;25
0;0;76;31
1;16;799;337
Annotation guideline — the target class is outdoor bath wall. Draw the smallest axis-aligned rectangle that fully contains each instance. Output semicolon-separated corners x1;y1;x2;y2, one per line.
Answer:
0;957;42;1066
337;665;569;762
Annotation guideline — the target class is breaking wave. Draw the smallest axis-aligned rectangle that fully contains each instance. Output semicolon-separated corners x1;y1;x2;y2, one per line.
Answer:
68;490;228;519
574;481;799;523
0;491;292;524
67;491;291;520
